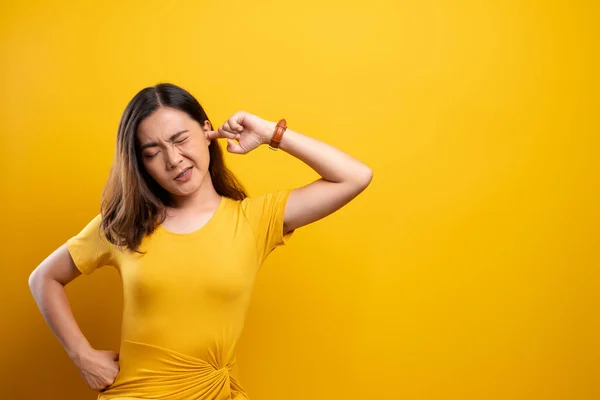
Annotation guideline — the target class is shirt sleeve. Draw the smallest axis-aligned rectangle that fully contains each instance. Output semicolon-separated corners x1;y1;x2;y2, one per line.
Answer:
241;189;295;263
66;214;115;275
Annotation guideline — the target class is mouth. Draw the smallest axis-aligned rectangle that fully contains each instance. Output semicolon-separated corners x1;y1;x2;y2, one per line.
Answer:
174;167;192;180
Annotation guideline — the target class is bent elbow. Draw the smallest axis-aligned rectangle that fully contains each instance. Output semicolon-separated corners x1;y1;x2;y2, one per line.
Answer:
356;166;373;190
28;268;40;293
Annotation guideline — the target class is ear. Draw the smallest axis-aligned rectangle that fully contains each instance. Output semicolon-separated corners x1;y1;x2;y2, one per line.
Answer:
202;120;213;144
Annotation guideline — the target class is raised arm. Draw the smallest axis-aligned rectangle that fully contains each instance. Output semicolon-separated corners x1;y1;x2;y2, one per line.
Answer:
262;121;372;234
208;111;373;234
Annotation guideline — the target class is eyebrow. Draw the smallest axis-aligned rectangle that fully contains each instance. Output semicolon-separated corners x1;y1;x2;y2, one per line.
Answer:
140;130;189;150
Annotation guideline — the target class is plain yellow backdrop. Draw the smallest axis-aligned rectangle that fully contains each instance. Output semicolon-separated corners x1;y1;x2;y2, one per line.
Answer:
1;0;598;399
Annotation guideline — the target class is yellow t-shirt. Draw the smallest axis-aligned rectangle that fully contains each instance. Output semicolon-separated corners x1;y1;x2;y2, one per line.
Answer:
67;190;294;400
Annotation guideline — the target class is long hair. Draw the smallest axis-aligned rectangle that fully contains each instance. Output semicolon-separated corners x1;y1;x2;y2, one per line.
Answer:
100;83;247;253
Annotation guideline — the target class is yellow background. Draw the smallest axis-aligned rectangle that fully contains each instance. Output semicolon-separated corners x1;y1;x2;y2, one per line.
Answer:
2;0;598;399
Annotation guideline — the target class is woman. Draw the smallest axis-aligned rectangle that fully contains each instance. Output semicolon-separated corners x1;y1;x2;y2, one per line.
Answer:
29;83;373;399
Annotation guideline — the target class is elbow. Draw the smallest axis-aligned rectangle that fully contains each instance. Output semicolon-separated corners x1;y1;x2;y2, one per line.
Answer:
364;166;373;185
28;268;41;294
28;266;49;295
338;164;373;194
355;166;373;190
28;270;39;300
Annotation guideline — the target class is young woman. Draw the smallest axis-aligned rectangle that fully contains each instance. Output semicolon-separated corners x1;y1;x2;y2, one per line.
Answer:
29;83;373;399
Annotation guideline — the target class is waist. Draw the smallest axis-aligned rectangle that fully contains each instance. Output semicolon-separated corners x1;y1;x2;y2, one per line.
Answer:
121;313;246;359
99;340;246;400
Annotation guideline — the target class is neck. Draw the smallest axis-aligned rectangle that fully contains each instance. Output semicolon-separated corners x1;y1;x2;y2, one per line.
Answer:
168;176;221;212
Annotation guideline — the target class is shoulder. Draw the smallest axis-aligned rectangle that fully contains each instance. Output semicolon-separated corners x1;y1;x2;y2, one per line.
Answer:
73;213;105;238
239;189;293;211
66;213;116;275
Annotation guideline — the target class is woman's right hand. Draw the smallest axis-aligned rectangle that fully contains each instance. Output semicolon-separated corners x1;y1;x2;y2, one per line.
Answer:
73;347;120;391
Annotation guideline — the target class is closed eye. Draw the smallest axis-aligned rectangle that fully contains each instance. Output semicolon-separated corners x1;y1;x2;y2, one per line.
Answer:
141;134;188;159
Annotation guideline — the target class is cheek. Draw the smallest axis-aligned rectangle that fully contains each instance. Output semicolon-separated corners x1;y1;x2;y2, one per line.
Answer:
184;144;210;168
142;161;166;183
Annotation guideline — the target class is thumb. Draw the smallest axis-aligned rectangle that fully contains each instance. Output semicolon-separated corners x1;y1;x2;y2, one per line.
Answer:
226;139;245;154
110;351;119;361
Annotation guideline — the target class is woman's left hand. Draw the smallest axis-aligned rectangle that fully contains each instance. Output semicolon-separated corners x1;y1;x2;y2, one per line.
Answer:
206;111;275;154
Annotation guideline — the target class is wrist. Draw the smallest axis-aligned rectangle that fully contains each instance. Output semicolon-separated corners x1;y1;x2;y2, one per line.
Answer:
260;121;277;145
67;339;93;364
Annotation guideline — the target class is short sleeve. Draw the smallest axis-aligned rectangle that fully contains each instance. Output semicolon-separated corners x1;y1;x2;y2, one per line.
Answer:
241;189;295;263
66;214;115;275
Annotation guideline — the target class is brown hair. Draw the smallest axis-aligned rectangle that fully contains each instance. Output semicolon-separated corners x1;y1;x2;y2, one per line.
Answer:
100;83;247;252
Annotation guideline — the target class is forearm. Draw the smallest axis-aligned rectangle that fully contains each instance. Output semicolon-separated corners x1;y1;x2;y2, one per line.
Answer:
29;275;92;361
262;121;372;184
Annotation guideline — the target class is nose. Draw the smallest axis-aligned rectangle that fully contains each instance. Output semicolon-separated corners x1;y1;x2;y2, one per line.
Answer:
165;145;183;169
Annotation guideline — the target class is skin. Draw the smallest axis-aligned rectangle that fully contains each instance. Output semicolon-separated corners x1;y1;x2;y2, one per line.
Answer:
136;108;222;233
28;107;373;392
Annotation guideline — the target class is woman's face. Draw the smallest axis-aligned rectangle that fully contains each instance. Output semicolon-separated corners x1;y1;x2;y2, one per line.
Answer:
137;107;212;199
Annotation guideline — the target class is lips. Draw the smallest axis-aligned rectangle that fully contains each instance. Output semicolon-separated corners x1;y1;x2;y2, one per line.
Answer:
174;167;192;180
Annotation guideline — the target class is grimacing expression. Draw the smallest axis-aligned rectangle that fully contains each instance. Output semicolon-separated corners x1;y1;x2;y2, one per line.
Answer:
137;107;212;198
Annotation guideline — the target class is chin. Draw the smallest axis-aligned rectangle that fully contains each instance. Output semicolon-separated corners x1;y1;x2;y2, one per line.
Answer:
167;173;204;197
170;183;200;197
